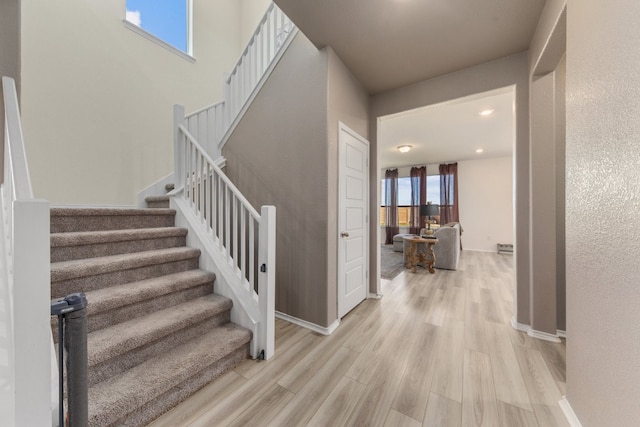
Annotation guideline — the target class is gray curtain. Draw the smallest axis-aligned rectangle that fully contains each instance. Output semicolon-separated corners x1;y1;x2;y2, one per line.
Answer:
384;169;399;244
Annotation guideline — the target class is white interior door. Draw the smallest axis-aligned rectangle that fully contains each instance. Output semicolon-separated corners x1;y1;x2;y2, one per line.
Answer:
338;122;369;318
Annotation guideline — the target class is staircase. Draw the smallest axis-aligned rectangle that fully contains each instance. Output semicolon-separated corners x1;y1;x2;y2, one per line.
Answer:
144;183;174;209
50;207;251;427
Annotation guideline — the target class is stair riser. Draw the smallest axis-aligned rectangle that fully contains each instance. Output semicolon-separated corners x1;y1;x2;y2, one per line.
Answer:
51;235;187;262
89;283;212;333
89;311;231;386
51;214;175;233
146;200;170;209
50;282;213;342
52;258;200;298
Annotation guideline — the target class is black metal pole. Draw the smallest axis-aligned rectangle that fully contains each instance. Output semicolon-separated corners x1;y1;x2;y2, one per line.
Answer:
51;292;88;427
57;315;64;427
63;294;88;427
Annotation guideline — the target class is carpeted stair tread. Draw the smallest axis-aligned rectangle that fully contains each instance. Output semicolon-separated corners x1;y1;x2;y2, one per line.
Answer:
51;208;176;232
51;227;188;262
145;195;170;204
89;324;251;427
88;294;232;367
51;247;200;283
144;195;170;203
85;269;215;317
50;269;215;341
51;207;175;217
51;227;187;247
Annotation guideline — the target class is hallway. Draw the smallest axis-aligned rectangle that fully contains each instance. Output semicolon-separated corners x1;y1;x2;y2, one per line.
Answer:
150;251;568;426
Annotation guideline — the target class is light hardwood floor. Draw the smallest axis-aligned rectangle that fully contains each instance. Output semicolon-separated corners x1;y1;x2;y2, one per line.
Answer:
149;251;568;427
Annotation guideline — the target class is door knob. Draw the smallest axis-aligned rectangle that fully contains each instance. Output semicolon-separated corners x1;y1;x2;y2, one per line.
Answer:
341;232;350;238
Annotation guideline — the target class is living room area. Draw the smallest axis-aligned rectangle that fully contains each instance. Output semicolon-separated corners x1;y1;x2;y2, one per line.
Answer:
378;86;515;280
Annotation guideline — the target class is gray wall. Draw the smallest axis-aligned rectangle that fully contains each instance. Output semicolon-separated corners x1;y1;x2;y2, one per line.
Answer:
527;0;566;335
0;0;21;177
555;55;566;332
529;72;558;334
224;34;370;328
223;33;331;326
326;47;370;315
370;53;530;316
566;0;640;424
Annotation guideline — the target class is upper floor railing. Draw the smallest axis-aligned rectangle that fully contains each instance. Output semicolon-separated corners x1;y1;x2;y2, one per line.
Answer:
1;76;55;426
185;2;297;158
174;105;275;359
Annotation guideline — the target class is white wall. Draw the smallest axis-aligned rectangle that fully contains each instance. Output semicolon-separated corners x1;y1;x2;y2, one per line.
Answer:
458;156;513;252
20;0;246;205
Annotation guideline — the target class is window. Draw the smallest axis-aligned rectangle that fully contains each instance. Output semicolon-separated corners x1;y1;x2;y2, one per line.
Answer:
126;0;191;54
380;175;442;226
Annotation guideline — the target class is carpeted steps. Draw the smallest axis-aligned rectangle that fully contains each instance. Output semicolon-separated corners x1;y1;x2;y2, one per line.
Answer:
50;207;251;427
144;183;175;209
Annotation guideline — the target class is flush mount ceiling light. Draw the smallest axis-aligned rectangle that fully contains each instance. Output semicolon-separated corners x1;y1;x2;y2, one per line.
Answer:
397;145;412;153
479;109;495;116
476;148;485;153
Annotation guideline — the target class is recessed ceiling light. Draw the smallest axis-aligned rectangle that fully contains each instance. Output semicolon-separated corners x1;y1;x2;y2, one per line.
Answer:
479;109;495;116
476;148;484;153
397;145;412;153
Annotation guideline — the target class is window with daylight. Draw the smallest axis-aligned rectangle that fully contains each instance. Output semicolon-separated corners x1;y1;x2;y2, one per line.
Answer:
125;0;191;54
380;175;443;226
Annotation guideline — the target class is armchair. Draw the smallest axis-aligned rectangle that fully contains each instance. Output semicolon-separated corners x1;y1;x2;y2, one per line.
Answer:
420;223;461;270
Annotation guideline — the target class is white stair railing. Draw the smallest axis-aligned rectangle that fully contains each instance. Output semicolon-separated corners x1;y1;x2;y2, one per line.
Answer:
185;2;297;158
173;105;276;360
1;76;55;426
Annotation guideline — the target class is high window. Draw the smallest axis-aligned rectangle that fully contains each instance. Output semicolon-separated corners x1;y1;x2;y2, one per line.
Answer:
125;0;191;55
380;175;441;226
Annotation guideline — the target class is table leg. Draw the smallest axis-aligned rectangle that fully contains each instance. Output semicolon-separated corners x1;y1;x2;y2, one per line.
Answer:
405;241;418;273
427;243;436;274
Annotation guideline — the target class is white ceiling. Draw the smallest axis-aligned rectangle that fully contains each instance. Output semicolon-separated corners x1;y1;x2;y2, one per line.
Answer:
274;0;546;94
378;87;515;169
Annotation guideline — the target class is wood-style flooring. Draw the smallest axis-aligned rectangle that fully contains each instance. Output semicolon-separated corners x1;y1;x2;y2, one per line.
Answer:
149;251;568;427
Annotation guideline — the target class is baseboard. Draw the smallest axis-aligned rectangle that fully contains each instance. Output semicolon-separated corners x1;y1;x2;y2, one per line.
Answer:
368;293;382;300
559;396;583;427
275;311;340;336
511;317;530;333
527;328;561;343
511;318;562;343
557;329;567;338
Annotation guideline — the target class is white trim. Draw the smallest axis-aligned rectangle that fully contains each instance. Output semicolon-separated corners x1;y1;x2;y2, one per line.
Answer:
511;317;530;332
527;328;561;343
368;293;382;300
186;0;193;56
559;396;583;427
557;329;566;338
511;318;562;342
123;20;195;63
275;311;340;336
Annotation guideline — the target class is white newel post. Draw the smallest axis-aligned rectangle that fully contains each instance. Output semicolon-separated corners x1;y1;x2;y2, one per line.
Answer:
13;199;51;426
258;205;276;360
173;105;185;191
